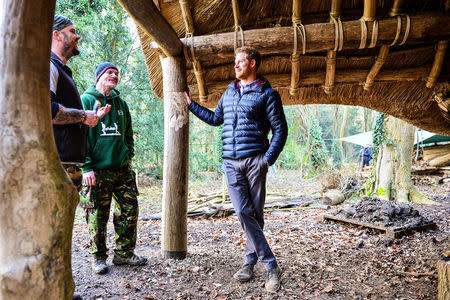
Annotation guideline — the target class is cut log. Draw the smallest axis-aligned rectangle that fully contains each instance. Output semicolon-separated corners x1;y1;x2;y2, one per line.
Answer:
428;153;450;167
437;258;450;300
322;189;345;206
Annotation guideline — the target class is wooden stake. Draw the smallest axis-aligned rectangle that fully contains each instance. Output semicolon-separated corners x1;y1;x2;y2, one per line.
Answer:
161;56;189;259
426;40;448;88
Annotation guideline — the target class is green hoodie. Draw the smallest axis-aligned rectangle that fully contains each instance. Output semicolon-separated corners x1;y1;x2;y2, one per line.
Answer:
80;85;134;173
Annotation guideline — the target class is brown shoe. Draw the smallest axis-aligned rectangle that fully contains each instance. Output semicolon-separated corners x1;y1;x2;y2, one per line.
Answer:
233;264;254;282
265;266;282;292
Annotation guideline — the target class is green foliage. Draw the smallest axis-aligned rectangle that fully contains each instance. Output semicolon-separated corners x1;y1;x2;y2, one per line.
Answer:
376;187;386;197
277;139;306;169
309;114;329;174
189;118;223;177
372;113;392;158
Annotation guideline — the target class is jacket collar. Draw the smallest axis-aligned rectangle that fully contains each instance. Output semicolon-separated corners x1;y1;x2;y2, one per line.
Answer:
228;78;268;94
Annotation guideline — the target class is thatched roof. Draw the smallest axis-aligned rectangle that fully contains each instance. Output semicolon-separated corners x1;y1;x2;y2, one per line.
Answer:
131;0;450;135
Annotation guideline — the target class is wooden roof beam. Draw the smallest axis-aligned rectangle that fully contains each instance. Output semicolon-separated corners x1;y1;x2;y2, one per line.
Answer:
118;0;183;57
150;12;450;60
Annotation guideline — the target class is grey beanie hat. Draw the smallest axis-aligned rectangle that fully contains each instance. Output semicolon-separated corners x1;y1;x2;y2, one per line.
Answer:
53;15;73;31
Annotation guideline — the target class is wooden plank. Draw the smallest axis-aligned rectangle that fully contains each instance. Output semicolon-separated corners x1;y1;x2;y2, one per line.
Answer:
321;213;437;238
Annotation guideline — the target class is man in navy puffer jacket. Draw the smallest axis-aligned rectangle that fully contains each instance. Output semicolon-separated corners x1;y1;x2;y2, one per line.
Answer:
185;46;288;292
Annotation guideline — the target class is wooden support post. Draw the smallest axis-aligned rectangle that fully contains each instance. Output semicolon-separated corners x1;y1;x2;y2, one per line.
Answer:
364;45;390;91
1;0;79;298
426;40;448;88
161;57;189;259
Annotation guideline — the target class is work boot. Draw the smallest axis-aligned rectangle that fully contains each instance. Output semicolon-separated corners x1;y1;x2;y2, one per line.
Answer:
265;266;282;292
112;253;147;266
233;264;254;282
92;259;108;274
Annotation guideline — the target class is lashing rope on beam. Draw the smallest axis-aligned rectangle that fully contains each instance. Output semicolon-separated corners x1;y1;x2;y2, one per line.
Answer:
358;18;378;49
330;15;343;51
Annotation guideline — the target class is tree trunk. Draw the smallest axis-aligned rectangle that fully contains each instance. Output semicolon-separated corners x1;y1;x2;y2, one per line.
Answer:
339;106;348;158
0;1;78;299
374;116;432;203
437;259;450;300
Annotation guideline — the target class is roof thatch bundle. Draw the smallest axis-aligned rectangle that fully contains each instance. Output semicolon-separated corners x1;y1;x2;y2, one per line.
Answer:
125;0;450;134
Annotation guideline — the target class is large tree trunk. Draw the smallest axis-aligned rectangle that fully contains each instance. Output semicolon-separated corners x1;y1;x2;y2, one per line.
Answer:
339;106;348;158
0;1;78;299
374;116;432;203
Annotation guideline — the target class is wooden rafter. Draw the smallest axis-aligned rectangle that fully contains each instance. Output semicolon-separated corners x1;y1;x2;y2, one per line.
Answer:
289;0;303;96
153;13;450;60
364;45;390;91
324;0;342;95
361;0;387;92
180;0;208;102
426;41;448;89
118;0;183;57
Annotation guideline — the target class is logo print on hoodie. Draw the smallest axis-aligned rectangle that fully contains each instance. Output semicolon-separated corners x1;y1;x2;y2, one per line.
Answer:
100;122;121;136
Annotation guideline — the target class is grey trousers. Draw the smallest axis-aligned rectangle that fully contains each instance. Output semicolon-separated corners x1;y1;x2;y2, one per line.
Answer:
222;153;278;271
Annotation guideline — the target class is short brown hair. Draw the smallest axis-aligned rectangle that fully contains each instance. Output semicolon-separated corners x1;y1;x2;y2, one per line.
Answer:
235;46;261;71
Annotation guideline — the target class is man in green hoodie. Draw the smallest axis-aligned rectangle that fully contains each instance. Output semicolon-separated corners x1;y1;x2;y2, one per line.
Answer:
80;62;147;275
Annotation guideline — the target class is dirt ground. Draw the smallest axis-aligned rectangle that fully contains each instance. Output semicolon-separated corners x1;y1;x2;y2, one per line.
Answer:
72;169;449;300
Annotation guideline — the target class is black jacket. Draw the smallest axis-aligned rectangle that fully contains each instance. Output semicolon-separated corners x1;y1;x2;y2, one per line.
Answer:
50;52;87;163
189;79;288;165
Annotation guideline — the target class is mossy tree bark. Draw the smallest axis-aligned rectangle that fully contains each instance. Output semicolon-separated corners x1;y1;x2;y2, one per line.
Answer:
0;0;78;299
373;116;432;204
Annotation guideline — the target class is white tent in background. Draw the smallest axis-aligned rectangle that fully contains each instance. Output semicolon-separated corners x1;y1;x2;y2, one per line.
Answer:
340;129;449;147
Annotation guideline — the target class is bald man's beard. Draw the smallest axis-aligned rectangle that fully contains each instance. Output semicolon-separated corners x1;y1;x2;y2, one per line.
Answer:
62;32;80;57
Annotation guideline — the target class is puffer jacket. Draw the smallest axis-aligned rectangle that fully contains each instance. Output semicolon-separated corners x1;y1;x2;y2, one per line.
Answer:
189;79;288;165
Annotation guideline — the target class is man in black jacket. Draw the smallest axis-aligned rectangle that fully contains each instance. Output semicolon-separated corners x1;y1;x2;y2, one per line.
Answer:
50;15;110;190
185;46;288;292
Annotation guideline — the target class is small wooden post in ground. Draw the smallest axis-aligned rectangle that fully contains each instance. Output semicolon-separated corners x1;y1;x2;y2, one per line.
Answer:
161;56;189;259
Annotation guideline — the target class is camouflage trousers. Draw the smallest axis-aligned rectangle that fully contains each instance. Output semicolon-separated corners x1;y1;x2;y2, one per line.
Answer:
80;165;139;260
62;164;82;192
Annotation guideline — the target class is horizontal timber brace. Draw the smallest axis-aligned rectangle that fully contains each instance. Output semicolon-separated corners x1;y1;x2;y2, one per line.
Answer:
150;12;450;59
190;66;432;96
